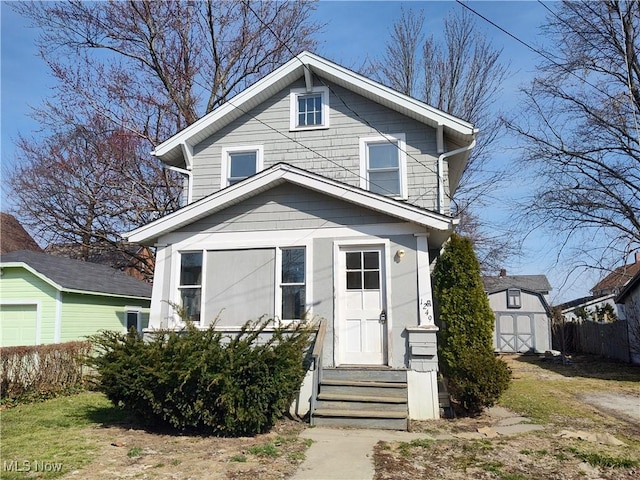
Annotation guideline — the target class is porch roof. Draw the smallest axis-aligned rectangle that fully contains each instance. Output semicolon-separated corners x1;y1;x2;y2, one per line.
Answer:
125;163;458;246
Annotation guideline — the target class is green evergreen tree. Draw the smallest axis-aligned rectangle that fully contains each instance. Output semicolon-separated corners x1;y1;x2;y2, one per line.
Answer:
432;234;511;413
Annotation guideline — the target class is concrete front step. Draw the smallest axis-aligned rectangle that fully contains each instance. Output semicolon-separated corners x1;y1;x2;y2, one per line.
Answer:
319;381;407;398
321;368;407;383
317;392;406;403
312;368;409;430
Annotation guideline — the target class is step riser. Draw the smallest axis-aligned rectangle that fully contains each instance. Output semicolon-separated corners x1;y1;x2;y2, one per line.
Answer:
313;416;408;430
316;400;407;412
320;384;407;398
322;369;407;383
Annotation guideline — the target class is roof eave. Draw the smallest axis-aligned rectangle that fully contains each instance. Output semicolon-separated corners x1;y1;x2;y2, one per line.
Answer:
151;51;476;166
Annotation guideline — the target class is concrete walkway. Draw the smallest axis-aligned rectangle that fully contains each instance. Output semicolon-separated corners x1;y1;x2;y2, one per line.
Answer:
291;427;440;480
291;407;543;480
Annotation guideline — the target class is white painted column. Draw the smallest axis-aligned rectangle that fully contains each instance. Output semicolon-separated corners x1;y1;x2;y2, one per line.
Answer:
415;233;435;325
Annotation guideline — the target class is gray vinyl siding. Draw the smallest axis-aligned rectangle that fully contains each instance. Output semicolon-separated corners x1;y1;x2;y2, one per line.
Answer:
176;184;402;234
190;77;445;212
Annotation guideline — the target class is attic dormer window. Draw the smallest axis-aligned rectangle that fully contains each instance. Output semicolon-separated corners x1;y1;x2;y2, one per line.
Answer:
290;86;330;131
507;288;521;309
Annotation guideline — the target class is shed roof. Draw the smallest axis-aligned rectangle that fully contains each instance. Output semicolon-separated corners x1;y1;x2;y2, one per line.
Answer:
0;250;152;299
482;274;552;294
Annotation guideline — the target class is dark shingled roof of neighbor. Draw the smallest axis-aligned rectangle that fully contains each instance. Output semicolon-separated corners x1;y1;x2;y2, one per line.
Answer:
0;249;152;299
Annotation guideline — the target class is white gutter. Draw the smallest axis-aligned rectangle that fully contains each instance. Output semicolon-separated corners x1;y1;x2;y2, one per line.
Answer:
436;124;477;214
167;165;193;205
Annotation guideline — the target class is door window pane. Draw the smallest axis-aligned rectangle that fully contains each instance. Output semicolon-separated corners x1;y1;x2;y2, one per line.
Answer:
364;270;380;290
363;251;379;269
347;271;362;290
346;252;361;269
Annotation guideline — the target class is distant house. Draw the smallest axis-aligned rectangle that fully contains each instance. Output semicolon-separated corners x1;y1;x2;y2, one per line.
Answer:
560;253;640;322
483;270;552;353
615;267;640;364
0;250;151;347
0;212;42;254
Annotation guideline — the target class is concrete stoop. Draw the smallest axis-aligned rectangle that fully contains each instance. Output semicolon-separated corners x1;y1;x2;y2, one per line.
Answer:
311;368;408;430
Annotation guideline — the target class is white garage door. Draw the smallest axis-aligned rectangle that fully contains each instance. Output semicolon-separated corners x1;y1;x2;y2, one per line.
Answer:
1;304;38;347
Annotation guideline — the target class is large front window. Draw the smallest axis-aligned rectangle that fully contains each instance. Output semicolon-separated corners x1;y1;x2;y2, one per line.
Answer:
280;247;306;321
360;134;407;198
179;252;202;322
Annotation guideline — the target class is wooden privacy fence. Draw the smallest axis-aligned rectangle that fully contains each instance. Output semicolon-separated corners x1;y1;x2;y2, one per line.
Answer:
552;320;630;363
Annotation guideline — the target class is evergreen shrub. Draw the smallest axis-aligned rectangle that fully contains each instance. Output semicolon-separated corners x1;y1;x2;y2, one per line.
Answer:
432;234;511;414
88;319;313;436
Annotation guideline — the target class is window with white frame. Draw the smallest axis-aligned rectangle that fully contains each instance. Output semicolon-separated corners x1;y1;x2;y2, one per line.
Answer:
289;86;330;130
280;247;306;321
179;252;202;322
220;146;263;187
507;288;522;309
359;133;407;198
125;309;141;332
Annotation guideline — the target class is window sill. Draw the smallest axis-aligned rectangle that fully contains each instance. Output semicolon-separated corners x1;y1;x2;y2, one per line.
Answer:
289;125;330;132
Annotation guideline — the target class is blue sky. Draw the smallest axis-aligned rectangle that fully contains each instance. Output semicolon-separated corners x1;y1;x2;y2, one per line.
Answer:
0;1;599;302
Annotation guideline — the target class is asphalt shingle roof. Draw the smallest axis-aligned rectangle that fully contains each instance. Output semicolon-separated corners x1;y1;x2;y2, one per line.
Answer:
0;250;152;299
482;274;552;294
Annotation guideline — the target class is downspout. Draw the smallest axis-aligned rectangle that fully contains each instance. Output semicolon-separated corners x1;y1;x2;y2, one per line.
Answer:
436;124;477;214
167;165;193;205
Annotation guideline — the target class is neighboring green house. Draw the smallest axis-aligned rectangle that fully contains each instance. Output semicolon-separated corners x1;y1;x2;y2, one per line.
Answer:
0;250;151;347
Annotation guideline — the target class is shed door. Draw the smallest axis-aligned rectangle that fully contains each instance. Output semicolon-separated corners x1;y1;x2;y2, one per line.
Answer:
1;304;38;347
496;313;534;353
337;246;387;365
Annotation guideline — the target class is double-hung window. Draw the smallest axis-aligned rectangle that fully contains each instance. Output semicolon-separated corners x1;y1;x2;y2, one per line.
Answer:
221;146;263;187
360;133;407;198
289;86;330;130
178;252;202;322
279;247;306;321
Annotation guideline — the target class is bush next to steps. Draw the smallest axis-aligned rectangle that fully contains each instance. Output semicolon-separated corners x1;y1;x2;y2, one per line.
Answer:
432;234;511;414
87;319;313;436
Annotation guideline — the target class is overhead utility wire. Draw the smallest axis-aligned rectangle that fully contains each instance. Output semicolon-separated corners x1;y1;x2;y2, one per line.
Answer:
455;0;625;106
242;0;458;206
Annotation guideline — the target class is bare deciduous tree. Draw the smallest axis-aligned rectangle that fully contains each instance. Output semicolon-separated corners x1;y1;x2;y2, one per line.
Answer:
505;0;640;272
9;1;320;275
10;116;179;279
371;7;511;272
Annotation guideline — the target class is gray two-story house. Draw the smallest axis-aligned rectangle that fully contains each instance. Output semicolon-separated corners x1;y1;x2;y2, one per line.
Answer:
126;52;477;428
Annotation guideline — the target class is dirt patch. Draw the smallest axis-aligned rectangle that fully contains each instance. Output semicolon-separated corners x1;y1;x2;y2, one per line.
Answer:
374;356;640;480
64;419;310;480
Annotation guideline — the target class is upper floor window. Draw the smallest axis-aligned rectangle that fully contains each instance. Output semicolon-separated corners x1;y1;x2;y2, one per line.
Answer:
179;251;202;322
289;86;330;131
359;133;407;198
221;146;264;187
507;288;521;309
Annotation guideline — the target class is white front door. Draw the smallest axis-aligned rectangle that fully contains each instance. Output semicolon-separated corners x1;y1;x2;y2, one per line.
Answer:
337;246;387;365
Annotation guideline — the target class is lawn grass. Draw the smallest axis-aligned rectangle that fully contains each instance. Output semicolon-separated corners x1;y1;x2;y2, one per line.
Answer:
1;392;126;479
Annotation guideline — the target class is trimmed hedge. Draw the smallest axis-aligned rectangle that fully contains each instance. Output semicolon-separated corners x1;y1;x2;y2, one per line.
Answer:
88;320;313;436
432;234;511;414
0;341;92;404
